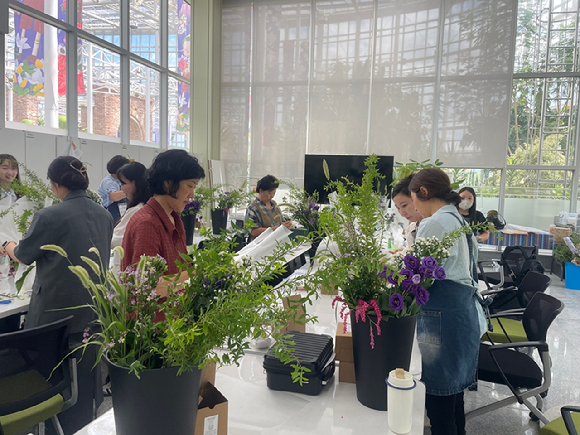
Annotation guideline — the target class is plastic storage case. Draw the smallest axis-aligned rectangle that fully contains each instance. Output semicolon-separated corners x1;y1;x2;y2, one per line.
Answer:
263;331;335;396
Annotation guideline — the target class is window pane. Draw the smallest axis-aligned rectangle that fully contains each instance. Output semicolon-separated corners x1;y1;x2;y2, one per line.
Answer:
12;0;61;21
168;77;190;148
82;0;121;46
313;0;374;81
130;0;160;63
375;0;440;78
169;0;191;75
504;169;573;229
509;78;578;166
78;39;120;138
221;5;252;83
6;9;67;130
130;62;160;144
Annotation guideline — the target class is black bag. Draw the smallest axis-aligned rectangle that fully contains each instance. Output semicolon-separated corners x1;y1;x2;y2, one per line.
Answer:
486;210;506;230
263;331;335;396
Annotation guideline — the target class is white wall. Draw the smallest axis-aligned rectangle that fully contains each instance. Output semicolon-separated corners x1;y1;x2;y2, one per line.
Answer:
0;127;161;191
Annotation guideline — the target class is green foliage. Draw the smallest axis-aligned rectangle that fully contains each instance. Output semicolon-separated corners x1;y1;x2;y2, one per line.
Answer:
393;159;463;190
86;189;102;205
181;184;213;217
554;232;580;264
212;182;254;211
0;162;57;234
44;233;318;382
280;183;321;234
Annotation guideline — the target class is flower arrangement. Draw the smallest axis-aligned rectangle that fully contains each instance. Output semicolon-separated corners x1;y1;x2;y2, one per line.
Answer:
42;230;317;381
281;184;321;234
213;185;253;213
182;185;213;218
562;236;580;265
87;188;102;205
316;155;471;347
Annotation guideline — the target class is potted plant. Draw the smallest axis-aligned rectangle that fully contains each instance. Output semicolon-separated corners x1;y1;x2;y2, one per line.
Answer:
181;186;213;245
281;184;322;263
42;231;316;435
210;183;253;235
315;154;468;410
561;235;580;289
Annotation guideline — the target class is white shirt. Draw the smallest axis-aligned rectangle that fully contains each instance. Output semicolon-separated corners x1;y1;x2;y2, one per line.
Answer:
111;203;144;273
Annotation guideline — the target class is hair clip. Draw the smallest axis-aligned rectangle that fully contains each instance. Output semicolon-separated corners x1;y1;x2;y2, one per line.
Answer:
70;162;88;176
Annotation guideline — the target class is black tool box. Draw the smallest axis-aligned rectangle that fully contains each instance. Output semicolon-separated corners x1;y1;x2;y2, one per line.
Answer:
263;331;335;396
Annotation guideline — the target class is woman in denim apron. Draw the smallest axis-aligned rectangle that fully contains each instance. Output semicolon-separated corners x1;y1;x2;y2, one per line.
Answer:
409;168;480;435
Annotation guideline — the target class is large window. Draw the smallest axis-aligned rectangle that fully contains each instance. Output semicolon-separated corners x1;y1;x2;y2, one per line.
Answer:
3;0;192;148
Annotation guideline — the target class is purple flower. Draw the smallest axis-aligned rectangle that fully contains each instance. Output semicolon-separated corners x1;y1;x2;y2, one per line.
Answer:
421;256;438;269
433;266;446;280
424;268;434;279
400;268;413;279
389;293;404;311
418;265;427;277
408;284;422;295
309;202;316;209
415;287;430;305
401;279;413;291
308;219;314;225
378;266;388;279
404;255;420;271
387;271;398;286
411;274;421;284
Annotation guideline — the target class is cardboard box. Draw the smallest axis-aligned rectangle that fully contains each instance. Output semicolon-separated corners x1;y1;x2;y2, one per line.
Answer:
195;382;228;435
338;361;355;383
335;322;353;363
320;280;338;295
200;362;216;388
281;294;306;333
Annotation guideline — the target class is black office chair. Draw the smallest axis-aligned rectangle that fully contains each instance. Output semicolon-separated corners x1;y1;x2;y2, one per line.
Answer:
466;292;564;424
0;316;78;435
478;245;539;290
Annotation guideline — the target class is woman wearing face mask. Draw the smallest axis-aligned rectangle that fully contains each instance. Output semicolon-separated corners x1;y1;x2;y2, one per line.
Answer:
391;174;423;247
0;154;20;205
458;187;489;243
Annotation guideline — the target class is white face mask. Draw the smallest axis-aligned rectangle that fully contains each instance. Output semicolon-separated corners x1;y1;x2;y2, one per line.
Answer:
458;199;473;210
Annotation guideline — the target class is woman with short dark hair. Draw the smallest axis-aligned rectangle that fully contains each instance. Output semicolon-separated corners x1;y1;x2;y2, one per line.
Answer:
408;168;480;435
111;162;152;273
245;174;292;239
0;155;114;435
122;150;205;280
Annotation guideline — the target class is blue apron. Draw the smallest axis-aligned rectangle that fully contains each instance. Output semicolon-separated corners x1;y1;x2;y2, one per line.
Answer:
417;215;480;396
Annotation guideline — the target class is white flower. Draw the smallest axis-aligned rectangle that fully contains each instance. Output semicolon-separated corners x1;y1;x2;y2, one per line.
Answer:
25;68;44;85
16;34;31;51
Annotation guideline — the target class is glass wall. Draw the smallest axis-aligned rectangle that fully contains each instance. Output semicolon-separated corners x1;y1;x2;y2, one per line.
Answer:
3;0;192;148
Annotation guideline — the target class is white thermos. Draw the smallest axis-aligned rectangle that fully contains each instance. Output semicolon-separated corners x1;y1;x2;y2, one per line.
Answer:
387;368;416;434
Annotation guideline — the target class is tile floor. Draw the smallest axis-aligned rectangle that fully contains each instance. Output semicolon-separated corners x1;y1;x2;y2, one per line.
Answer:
95;276;580;434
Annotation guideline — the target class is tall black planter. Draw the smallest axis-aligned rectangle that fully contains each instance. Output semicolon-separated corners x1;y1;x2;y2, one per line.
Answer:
181;214;196;246
211;209;228;235
106;356;202;435
350;312;416;411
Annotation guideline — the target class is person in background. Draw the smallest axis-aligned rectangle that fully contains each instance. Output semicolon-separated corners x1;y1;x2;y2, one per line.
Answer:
458;186;490;243
408;168;480;435
111;162;152;273
246;175;292;239
1;156;114;435
98;155;130;224
122;150;205;286
391;174;423;247
0;154;20;204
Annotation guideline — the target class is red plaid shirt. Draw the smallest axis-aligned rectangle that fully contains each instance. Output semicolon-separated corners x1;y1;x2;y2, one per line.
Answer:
122;197;187;275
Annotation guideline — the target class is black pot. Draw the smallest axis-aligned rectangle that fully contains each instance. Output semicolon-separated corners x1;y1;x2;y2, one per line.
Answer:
211;209;228;235
307;237;322;265
106;355;202;435
181;214;196;246
350;312;416;411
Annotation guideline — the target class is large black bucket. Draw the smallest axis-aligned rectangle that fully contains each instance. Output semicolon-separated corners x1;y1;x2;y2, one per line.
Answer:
181;214;196;246
211;209;228;235
350;312;416;411
106;356;202;435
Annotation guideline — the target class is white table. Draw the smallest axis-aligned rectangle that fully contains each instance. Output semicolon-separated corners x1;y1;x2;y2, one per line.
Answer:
76;292;426;435
0;279;30;320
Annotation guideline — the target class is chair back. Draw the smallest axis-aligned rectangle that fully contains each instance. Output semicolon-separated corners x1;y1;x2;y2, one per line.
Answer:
516;271;551;308
522;293;563;342
0;316;73;416
501;246;537;281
